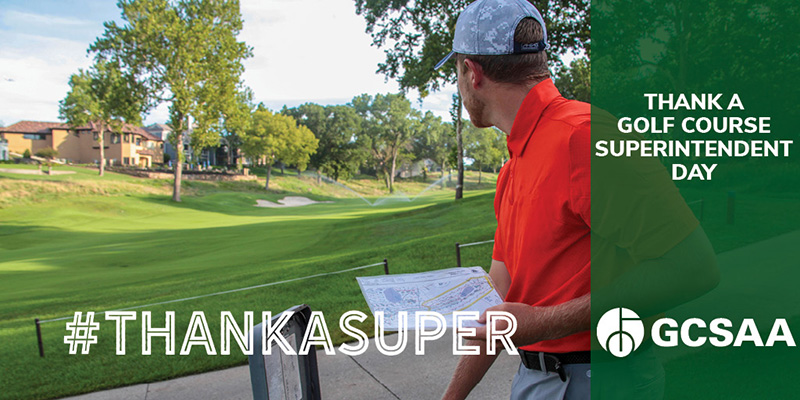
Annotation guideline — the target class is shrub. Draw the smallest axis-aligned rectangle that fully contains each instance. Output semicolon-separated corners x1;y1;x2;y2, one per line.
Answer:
35;148;59;160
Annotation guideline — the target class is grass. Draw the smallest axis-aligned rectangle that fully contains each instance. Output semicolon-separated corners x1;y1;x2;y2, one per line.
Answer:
0;161;797;399
0;166;500;400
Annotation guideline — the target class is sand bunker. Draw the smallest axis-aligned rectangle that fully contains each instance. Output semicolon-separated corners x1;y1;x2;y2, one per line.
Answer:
254;196;333;208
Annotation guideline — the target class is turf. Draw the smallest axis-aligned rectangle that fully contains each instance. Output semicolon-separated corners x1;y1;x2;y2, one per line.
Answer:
0;161;796;399
0;167;500;400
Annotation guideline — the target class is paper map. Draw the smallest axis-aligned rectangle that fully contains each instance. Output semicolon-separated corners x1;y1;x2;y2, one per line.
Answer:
357;267;503;330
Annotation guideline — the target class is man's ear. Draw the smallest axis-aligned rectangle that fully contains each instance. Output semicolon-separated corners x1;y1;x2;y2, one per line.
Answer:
463;58;484;90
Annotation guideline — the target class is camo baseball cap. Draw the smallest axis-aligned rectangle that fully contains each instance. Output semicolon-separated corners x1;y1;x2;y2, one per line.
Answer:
434;0;549;70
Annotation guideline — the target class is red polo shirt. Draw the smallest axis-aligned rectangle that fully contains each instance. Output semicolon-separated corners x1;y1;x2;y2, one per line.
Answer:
492;79;591;353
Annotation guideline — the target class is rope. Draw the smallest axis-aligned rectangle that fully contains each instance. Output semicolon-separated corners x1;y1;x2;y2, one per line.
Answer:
458;239;495;248
39;261;385;324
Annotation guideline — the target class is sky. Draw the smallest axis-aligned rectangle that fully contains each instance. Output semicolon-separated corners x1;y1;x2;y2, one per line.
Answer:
0;0;457;127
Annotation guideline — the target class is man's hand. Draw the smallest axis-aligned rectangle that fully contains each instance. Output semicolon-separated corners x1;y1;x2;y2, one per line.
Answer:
465;302;553;347
466;295;591;348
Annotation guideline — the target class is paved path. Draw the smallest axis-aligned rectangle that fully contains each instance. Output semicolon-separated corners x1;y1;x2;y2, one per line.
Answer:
61;333;520;400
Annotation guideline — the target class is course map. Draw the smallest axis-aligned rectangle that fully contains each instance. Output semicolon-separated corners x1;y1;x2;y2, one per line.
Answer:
357;267;503;330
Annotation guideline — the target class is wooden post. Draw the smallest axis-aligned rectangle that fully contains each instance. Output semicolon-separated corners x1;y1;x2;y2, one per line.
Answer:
35;318;44;358
383;259;389;275
456;243;462;268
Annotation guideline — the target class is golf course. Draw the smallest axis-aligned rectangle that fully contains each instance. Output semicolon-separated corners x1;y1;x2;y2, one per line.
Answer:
0;161;797;399
0;164;502;399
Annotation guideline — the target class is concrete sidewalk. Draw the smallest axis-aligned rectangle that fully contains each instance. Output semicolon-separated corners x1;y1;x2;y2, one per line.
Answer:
61;333;521;400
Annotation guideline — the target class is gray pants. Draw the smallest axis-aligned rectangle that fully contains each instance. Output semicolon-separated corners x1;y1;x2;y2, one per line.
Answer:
510;347;665;400
510;362;590;400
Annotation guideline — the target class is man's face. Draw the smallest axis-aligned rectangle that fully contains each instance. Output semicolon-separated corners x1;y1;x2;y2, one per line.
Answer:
457;59;490;128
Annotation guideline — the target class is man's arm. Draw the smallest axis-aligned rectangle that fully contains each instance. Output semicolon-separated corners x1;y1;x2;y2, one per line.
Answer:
469;294;590;347
442;259;510;400
463;226;718;347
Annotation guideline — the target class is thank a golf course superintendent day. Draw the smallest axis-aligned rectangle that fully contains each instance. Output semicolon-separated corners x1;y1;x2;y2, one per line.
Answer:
595;93;793;180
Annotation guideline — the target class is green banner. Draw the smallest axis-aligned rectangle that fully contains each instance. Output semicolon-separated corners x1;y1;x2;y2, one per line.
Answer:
591;0;800;398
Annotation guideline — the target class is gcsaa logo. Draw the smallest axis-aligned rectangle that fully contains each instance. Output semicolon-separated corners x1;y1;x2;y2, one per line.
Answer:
597;307;645;358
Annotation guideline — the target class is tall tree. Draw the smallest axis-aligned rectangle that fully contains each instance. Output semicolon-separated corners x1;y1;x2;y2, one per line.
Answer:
463;122;503;184
277;123;318;178
413;111;454;184
59;60;146;176
352;93;420;193
220;89;255;168
90;0;252;201
283;103;365;181
354;0;590;199
241;107;318;190
554;56;590;102
490;127;509;173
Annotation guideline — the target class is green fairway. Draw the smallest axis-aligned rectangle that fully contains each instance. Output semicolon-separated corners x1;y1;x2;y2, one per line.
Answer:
1;162;796;399
0;167;501;400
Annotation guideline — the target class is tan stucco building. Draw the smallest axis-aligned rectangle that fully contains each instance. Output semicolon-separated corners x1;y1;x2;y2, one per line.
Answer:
0;121;163;167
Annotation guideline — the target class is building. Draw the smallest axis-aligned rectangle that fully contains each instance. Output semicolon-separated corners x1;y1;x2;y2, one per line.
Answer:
0;137;8;161
0;120;163;167
145;123;229;167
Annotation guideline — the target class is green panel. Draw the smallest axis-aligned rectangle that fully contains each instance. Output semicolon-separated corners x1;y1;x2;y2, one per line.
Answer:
591;0;800;398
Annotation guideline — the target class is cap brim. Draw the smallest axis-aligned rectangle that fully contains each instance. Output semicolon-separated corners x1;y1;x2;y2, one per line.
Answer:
434;51;455;70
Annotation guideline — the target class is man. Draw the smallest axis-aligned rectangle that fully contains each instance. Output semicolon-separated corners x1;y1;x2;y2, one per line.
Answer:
436;0;719;399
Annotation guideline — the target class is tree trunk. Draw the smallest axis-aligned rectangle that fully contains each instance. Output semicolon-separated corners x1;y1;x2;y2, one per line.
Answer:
441;160;446;188
297;168;301;177
280;162;285;175
389;152;398;194
317;170;321;184
173;130;183;202
456;94;464;200
98;125;105;177
265;154;273;190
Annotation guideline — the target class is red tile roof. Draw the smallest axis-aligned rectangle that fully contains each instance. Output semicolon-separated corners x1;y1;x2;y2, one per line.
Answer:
0;120;162;141
0;121;68;134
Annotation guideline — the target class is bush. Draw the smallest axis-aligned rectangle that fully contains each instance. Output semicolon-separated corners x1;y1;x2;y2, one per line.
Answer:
35;148;59;160
22;149;31;158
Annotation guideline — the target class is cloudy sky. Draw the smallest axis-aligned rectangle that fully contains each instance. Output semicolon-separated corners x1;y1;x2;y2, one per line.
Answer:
0;0;456;127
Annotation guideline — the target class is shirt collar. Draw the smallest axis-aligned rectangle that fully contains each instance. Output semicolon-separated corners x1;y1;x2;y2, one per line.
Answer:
507;78;561;157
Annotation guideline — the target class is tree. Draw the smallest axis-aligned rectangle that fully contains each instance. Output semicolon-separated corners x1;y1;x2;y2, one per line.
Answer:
463;122;503;184
490;128;509;173
355;0;590;199
59;60;146;176
283;103;365;182
91;0;252;202
412;111;454;186
277;123;318;178
240;106;318;190
352;93;420;193
554;56;590;102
